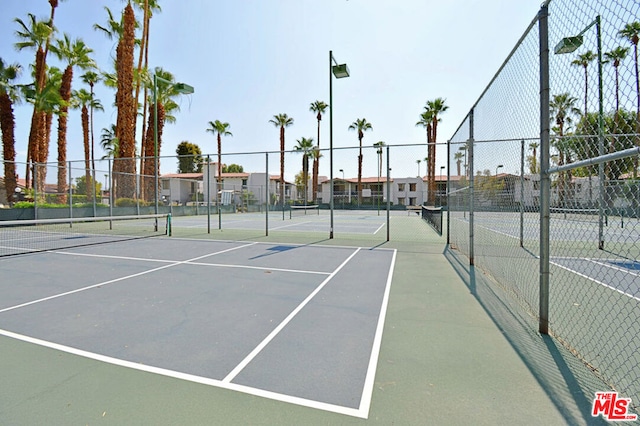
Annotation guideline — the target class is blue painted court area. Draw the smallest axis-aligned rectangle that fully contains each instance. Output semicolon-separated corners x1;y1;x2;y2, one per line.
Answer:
0;238;396;418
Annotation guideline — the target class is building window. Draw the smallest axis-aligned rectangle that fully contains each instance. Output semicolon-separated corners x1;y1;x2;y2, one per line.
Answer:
409;183;417;192
409;197;416;206
162;180;170;190
398;183;405;192
398;198;405;206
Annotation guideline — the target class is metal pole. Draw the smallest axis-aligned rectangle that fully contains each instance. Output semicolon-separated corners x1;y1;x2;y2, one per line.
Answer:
33;162;37;221
520;140;525;247
539;4;550;335
468;109;475;266
596;15;605;250
447;140;451;245
154;74;159;217
329;50;335;239
108;158;113;229
265;152;269;236
386;146;390;242
207;155;211;234
68;161;73;221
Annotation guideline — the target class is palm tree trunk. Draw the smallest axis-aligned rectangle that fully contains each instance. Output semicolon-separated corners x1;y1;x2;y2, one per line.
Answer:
0;92;17;203
56;66;73;204
82;105;91;202
115;3;137;199
357;136;363;205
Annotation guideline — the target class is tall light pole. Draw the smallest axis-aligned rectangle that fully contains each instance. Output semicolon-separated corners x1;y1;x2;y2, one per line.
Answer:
554;15;604;249
329;50;350;239
495;164;504;176
154;74;194;215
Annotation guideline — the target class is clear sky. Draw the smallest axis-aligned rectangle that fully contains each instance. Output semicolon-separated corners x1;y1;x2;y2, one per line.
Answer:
0;0;545;181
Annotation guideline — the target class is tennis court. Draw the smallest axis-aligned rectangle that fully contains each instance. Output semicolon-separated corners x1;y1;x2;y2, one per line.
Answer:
452;209;640;298
0;234;396;418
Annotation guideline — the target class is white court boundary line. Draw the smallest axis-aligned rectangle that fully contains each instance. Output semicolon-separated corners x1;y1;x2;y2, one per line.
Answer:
0;242;257;314
0;327;363;418
0;245;398;419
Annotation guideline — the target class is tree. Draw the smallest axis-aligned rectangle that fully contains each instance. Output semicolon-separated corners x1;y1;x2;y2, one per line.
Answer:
373;141;385;179
605;47;630;118
176;141;202;173
423;98;448;205
269;113;293;207
114;2;137;199
13;13;53;188
348;118;373;205
294;137;314;205
222;164;244;173
0;59;21;204
75;88;93;201
416;159;422;177
206;120;233;188
571;50;596;119
141;68;184;201
309;100;328;203
100;124;118;159
619;21;640;177
81;71;101;187
528;142;540;174
454;151;463;176
550;93;581;205
50;34;96;203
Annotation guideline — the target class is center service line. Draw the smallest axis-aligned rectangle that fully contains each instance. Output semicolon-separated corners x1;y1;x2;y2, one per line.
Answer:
222;247;362;383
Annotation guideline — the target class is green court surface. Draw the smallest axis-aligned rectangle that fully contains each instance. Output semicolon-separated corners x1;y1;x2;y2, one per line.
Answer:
0;212;613;425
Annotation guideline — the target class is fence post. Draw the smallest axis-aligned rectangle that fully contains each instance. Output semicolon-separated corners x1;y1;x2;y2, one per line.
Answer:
266;152;269;237
468;109;475;266
520;140;525;247
538;3;550;335
207;155;211;234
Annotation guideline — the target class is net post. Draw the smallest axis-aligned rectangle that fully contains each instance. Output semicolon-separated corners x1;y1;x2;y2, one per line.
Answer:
167;213;172;236
386;145;390;242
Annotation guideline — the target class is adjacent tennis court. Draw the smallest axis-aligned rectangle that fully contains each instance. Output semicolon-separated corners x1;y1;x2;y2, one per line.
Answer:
0;235;396;418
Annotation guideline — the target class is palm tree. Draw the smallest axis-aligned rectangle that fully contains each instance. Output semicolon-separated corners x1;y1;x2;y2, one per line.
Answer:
141;69;185;201
605;47;630;118
75;89;93;201
309;147;322;203
424;98;448;205
454;151;463;176
529;142;540;174
0;59;21;204
294;137;315;205
619;21;640;177
619;22;640;126
269;113;294;208
373;141;386;179
81;71;101;186
206;120;233;190
550;93;580;206
13;13;53;188
571;50;596;118
309;100;328;203
114;2;137;199
100;124;119;159
416;159;422;177
50;34;96;203
348;118;373;205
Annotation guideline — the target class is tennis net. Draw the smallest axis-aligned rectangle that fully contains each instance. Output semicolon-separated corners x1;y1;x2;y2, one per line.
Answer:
550;207;601;224
0;214;170;257
289;205;320;219
421;206;443;236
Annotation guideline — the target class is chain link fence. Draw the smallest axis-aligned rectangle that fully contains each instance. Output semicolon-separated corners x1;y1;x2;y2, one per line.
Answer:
1;143;442;244
448;0;640;412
